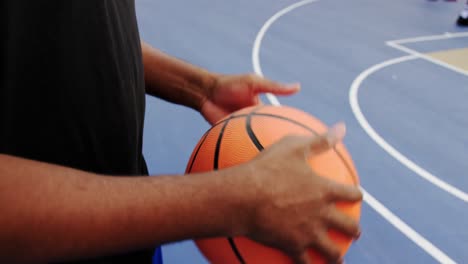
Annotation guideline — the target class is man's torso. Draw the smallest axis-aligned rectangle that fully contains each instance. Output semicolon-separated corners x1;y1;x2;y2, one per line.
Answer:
1;1;156;263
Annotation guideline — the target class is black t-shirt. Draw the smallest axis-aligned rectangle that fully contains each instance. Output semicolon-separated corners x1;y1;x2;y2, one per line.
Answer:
2;0;153;263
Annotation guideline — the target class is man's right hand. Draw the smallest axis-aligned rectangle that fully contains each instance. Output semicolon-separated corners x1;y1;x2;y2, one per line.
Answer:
242;123;363;264
0;122;361;264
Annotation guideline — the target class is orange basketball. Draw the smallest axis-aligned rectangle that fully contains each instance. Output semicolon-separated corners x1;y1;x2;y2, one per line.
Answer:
186;105;361;264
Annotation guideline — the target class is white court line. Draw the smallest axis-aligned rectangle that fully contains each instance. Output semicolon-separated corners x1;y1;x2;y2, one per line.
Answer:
388;31;468;45
252;0;319;107
387;41;468;77
361;188;456;264
349;55;468;203
251;1;457;263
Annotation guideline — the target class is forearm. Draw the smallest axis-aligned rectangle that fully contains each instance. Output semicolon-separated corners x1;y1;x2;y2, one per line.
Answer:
142;42;217;111
0;154;255;263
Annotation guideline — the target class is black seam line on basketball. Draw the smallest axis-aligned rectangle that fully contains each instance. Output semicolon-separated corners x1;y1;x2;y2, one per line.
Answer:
195;111;265;171
244;105;268;151
211;119;247;264
222;110;268;264
187;132;209;173
201;112;260;147
213;118;231;171
209;105;265;129
228;238;246;264
209;114;249;132
246;112;264;151
215;112;358;185
253;113;359;185
334;148;360;185
190;112;256;172
223;108;270;263
191;114;246;170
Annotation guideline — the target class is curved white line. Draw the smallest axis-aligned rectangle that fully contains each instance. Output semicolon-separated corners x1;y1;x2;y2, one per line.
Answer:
252;0;318;77
349;55;468;203
251;2;458;263
252;0;319;107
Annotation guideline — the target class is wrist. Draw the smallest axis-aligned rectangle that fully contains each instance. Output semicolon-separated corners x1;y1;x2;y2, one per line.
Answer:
196;70;218;110
221;163;262;238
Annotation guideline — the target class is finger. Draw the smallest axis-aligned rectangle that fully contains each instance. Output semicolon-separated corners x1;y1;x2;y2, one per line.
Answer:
290;251;312;264
250;75;301;95
310;231;342;263
308;123;346;155
325;207;360;238
328;182;363;202
252;95;263;105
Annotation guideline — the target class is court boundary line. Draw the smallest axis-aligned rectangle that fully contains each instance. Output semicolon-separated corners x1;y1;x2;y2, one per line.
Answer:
252;0;319;106
355;32;468;202
388;32;468;45
349;54;468;203
251;1;457;263
387;32;468;77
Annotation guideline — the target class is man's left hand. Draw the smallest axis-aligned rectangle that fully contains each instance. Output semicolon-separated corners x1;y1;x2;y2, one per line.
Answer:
200;74;300;125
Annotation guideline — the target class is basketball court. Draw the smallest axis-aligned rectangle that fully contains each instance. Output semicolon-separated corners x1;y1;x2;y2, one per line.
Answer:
135;0;468;263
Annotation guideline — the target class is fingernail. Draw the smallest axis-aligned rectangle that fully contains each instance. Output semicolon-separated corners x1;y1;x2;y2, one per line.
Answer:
285;83;301;90
328;122;346;142
354;230;361;241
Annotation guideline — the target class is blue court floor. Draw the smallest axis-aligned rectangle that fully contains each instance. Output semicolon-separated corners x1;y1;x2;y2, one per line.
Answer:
136;1;468;263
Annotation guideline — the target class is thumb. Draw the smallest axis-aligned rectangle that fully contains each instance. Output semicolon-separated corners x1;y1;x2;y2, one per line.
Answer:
308;122;346;155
